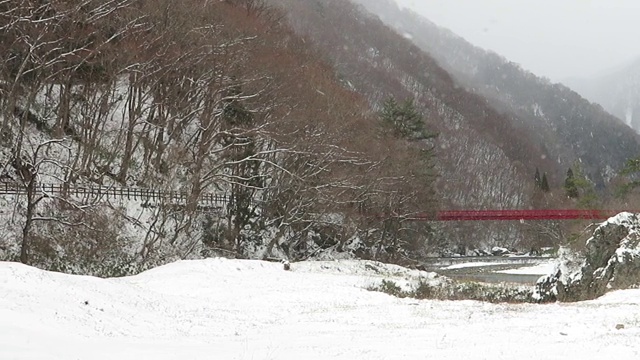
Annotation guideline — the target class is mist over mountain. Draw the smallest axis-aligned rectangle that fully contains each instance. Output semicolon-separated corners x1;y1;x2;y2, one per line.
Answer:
352;0;640;189
565;58;640;133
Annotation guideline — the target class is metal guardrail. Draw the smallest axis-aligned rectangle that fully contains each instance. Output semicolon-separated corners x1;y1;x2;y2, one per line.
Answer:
7;183;622;221
0;182;229;206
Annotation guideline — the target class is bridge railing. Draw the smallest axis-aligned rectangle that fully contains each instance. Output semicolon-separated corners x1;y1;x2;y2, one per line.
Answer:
411;209;630;221
0;182;231;207
0;182;633;220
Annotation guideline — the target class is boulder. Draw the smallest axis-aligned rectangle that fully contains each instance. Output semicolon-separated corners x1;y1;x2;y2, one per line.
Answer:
491;246;510;256
535;212;640;302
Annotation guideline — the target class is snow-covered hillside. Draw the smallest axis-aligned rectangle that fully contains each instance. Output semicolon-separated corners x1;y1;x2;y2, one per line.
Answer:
1;259;638;359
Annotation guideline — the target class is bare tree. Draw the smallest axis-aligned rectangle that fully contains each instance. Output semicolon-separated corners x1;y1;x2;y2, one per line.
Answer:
13;138;68;263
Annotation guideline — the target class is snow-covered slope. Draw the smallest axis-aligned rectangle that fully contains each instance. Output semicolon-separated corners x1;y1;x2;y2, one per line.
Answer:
1;259;639;359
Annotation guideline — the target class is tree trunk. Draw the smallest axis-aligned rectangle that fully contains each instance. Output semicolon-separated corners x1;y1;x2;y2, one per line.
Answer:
19;179;37;264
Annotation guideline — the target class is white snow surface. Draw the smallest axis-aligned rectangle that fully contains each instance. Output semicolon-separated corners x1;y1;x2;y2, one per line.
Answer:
496;261;557;275
440;261;503;270
2;258;640;360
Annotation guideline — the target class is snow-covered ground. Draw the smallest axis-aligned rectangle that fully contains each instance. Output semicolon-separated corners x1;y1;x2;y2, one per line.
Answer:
438;258;558;277
440;261;503;270
2;258;639;360
440;259;557;273
497;261;557;275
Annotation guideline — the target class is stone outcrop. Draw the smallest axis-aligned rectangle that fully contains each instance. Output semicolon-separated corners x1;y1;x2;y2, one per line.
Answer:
535;212;640;302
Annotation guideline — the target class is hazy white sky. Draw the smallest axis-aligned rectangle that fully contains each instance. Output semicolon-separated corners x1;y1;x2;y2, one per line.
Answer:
394;0;640;81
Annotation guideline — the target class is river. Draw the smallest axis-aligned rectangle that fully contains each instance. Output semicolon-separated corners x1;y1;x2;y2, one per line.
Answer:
421;256;556;285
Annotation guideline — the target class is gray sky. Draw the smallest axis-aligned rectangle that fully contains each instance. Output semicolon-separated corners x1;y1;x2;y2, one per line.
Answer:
394;0;640;81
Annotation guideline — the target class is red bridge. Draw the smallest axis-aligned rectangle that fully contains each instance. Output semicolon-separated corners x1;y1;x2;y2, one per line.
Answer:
410;209;633;221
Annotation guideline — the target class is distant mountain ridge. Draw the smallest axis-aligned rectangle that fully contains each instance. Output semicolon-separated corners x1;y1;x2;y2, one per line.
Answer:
565;57;640;132
352;0;640;188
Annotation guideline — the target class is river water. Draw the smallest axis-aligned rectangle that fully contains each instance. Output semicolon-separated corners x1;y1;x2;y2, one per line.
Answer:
442;272;543;285
423;257;555;285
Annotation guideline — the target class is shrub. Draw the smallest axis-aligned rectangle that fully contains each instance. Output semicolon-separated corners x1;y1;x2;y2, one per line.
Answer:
368;279;410;298
368;278;536;304
28;203;143;277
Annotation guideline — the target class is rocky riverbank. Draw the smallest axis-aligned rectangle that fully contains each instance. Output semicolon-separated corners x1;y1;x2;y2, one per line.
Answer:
535;212;640;302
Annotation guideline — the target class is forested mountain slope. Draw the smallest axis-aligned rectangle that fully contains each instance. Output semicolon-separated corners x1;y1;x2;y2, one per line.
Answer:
352;0;640;189
0;0;439;271
269;0;553;206
5;0;624;270
267;0;569;250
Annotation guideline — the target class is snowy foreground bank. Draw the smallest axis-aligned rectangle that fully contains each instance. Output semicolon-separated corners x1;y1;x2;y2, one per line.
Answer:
1;259;639;360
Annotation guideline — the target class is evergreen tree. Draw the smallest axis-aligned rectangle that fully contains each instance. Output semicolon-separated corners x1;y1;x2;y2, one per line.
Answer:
220;84;261;240
380;97;435;140
622;157;640;176
617;156;640;197
563;165;599;207
564;168;579;199
534;168;541;189
223;83;253;127
571;165;598;208
379;96;437;186
540;173;550;192
378;96;438;256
